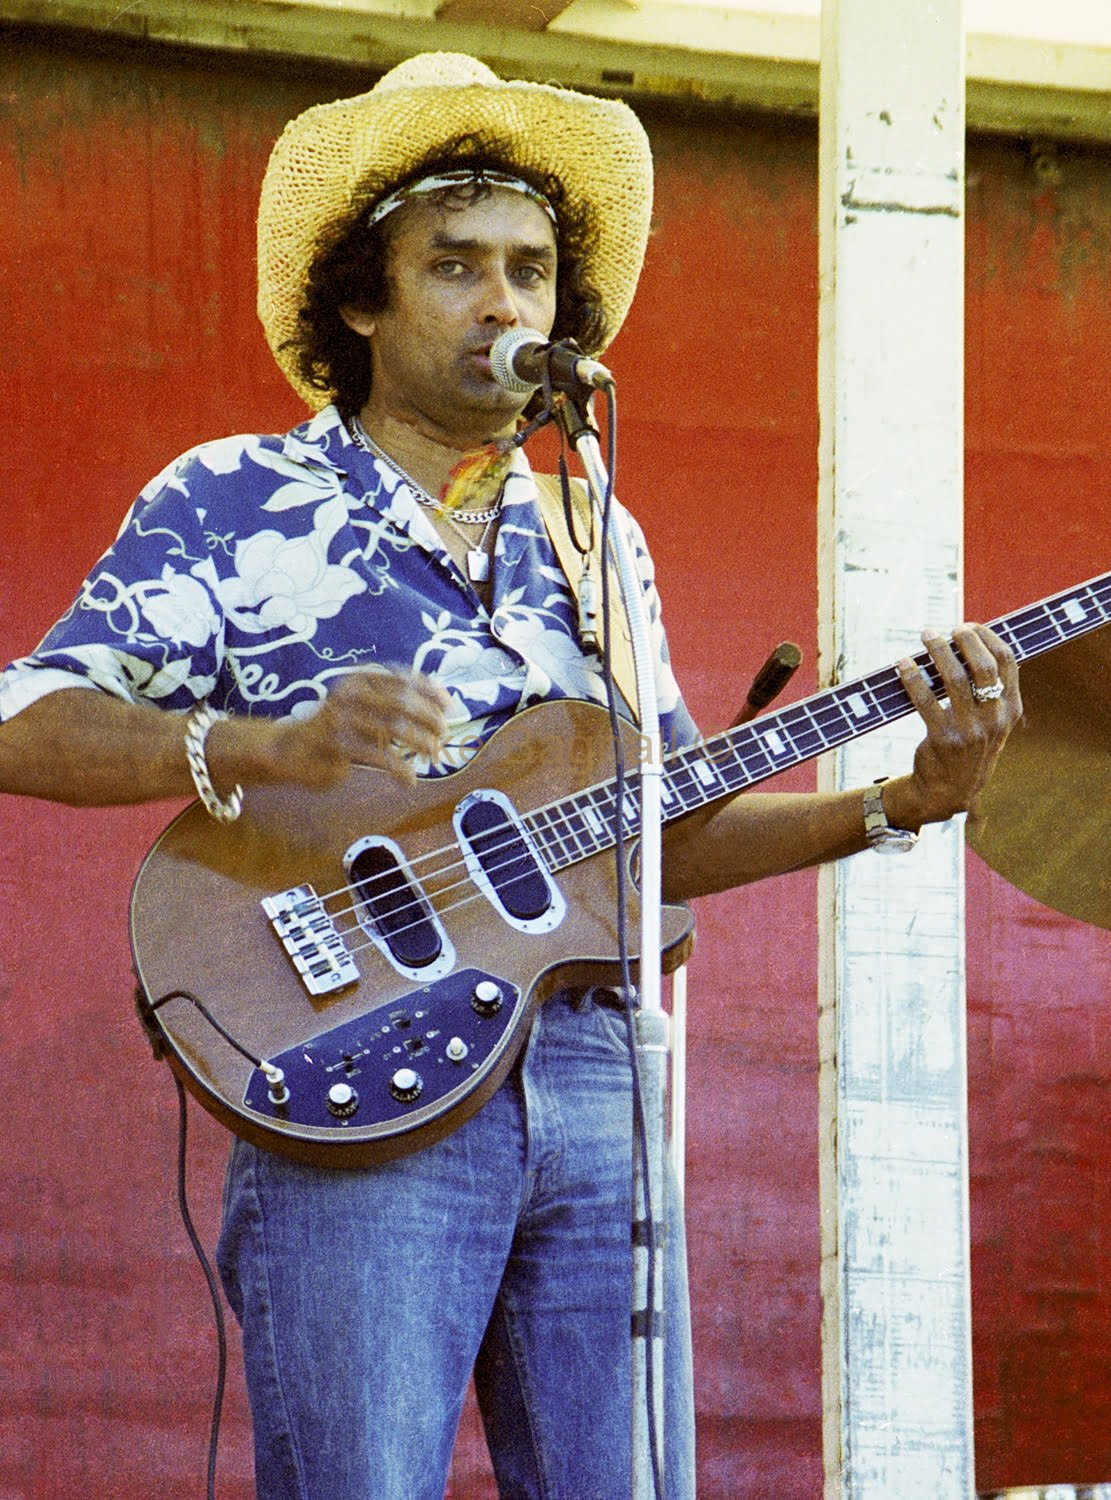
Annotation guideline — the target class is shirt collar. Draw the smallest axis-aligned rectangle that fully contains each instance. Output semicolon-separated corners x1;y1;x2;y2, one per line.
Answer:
279;404;352;474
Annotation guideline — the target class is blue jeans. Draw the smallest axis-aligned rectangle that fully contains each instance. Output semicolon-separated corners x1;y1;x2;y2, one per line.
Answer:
217;990;695;1499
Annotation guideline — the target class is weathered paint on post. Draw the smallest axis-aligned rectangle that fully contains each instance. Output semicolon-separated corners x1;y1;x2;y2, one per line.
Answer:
816;1;974;1495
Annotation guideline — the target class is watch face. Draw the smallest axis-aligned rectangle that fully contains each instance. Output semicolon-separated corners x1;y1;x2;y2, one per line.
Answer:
870;829;918;853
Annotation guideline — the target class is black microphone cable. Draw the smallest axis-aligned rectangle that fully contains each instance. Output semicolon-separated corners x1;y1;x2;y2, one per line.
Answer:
138;983;243;1500
171;1072;226;1500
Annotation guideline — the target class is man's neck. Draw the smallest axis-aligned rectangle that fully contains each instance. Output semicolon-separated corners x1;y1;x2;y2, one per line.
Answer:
357;407;509;503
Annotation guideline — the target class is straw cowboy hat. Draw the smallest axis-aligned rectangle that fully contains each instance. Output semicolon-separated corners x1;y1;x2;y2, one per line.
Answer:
257;51;654;409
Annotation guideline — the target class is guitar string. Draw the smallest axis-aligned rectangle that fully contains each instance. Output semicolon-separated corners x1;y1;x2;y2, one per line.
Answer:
318;808;619;938
301;668;960;950
316;672;870;948
311;710;786;930
316;623;1013;962
284;589;1109;956
292;678;1081;966
302;755;678;951
310;643;982;930
309;652;930;923
305;627;1082;944
310;669;905;918
317;668;931;966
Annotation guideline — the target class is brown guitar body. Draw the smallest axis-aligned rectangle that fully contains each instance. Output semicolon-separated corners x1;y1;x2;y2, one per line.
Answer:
131;700;695;1168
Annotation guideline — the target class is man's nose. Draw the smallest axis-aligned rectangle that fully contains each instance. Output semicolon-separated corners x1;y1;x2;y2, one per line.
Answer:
479;267;521;325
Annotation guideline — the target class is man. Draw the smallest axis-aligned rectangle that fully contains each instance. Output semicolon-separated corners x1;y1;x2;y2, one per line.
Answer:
0;52;1019;1500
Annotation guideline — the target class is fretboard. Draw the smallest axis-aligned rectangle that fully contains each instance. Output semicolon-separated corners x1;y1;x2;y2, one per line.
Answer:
525;570;1111;869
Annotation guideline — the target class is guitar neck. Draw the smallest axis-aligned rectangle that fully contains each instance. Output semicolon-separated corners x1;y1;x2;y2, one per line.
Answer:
528;570;1111;867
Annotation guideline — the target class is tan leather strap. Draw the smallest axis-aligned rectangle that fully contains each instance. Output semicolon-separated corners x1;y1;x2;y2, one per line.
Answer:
532;473;639;721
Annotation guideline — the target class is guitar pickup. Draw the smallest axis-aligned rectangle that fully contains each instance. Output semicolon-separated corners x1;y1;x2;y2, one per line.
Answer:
262;884;360;996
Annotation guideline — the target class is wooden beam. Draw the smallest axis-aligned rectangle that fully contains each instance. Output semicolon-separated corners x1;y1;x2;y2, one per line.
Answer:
817;0;973;1494
0;0;1108;144
435;0;577;29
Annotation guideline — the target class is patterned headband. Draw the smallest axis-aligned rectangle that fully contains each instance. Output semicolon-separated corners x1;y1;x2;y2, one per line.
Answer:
365;169;558;229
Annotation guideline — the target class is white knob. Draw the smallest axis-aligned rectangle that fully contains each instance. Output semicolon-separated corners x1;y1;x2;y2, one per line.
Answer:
471;980;504;1016
446;1037;469;1063
326;1081;359;1117
389;1067;423;1102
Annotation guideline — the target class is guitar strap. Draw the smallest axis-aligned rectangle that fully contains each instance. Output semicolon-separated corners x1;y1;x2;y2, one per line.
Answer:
532;473;640;723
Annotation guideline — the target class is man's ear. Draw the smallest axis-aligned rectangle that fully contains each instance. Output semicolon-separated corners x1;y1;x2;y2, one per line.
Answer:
340;305;375;337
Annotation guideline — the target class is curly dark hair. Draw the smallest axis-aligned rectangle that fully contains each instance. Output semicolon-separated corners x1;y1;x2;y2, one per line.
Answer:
285;134;608;418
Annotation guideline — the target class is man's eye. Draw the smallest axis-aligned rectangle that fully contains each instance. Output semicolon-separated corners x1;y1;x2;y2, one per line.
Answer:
435;260;467;278
516;265;548;286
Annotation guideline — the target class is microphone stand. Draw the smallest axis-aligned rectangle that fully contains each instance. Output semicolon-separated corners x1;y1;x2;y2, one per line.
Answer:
557;393;668;1500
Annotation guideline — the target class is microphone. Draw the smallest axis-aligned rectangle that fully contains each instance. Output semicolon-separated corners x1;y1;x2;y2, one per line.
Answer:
489;328;615;395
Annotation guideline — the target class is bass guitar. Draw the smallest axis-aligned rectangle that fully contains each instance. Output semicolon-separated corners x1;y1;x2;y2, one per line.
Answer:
131;570;1110;1167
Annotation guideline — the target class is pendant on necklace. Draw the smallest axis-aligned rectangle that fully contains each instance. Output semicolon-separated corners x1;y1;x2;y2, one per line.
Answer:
578;558;601;651
467;549;491;583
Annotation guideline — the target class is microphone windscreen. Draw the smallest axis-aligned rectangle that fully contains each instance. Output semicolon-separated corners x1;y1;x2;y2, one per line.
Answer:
489;328;546;394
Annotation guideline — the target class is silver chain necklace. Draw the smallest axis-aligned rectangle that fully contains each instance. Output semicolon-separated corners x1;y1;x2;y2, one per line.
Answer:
348;415;501;583
348;415;503;525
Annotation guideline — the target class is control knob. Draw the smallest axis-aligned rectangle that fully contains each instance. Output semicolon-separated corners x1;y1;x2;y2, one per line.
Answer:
471;980;503;1017
389;1067;424;1103
326;1082;359;1118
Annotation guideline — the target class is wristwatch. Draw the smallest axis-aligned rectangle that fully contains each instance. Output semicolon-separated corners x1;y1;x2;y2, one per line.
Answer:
862;781;919;853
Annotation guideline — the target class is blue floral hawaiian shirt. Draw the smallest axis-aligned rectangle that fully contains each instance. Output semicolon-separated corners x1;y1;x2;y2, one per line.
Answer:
0;406;696;773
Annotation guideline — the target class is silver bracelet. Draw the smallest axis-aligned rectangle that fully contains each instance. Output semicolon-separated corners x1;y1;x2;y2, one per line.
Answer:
184;704;243;822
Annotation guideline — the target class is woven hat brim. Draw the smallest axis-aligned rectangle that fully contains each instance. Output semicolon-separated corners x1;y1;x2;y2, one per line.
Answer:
258;66;653;410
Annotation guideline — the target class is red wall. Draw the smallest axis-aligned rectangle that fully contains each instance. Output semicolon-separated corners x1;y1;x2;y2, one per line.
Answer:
1;29;1108;1498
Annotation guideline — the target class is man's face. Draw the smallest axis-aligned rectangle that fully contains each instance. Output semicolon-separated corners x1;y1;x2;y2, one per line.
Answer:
345;186;559;445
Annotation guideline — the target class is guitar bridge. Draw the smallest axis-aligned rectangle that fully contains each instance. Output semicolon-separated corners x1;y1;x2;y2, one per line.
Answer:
261;884;359;996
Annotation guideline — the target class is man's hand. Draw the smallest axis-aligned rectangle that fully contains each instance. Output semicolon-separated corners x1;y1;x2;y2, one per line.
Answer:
213;669;452;792
663;620;1024;902
889;622;1022;828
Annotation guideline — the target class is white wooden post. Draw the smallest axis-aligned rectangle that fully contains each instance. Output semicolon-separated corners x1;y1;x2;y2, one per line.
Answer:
669;965;687;1196
816;2;974;1497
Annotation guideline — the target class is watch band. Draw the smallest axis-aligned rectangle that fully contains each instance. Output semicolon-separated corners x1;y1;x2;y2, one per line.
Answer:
862;781;919;853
